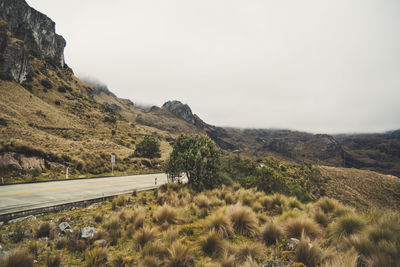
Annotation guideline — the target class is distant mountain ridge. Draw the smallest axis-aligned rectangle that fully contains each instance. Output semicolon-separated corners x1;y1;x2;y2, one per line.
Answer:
0;0;399;179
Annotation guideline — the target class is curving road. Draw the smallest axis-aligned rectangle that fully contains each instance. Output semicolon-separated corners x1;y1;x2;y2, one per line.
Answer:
0;173;168;217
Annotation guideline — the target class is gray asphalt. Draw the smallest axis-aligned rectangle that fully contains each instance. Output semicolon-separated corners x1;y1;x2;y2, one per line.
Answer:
0;173;168;215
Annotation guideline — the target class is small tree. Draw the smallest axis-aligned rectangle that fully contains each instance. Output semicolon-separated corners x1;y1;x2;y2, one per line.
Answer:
165;135;221;190
133;136;161;159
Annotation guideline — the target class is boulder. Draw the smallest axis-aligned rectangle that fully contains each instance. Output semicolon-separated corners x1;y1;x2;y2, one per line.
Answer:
81;227;97;239
59;222;71;232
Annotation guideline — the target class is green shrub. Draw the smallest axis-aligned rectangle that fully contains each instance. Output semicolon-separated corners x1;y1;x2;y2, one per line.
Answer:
57;86;66;93
0;117;7;126
133;136;161;159
41;79;52;89
54;100;61;106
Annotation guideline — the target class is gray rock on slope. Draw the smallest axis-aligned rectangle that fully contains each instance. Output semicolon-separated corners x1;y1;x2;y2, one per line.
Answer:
0;0;66;83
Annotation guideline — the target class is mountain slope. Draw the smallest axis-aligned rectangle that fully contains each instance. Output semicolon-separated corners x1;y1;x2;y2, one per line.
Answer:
0;0;399;181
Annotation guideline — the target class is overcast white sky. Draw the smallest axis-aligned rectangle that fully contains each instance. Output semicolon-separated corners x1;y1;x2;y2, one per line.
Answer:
27;0;400;134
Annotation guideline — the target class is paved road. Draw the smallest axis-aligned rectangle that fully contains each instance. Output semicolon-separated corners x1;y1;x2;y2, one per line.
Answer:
0;173;168;216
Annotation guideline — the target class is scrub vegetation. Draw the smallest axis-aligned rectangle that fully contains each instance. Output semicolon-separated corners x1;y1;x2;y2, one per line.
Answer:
0;184;399;267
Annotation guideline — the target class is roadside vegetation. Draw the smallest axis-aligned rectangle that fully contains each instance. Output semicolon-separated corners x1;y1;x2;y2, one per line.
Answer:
0;184;399;266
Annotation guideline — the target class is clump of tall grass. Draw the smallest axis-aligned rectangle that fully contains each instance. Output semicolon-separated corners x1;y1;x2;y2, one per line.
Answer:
206;212;234;239
135;226;158;249
316;197;341;214
313;208;329;227
142;240;169;260
219;252;235;267
85;247;108;267
234;242;264;263
295;235;321;267
287;197;303;210
139;256;162;267
165;241;193;267
226;204;259;237
45;253;61;267
199;231;225;257
153;204;181;225
328;214;366;242
105;216;122;245
261;222;283;246
284;217;322;239
36;222;52;238
0;248;34;267
195;194;212;209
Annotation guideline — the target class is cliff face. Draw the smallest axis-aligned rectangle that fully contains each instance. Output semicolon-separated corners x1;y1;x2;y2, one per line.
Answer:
0;0;66;83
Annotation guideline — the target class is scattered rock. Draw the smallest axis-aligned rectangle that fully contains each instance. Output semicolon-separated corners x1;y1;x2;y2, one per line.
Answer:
81;227;97;239
288;238;300;250
95;239;106;247
59;222;71;232
9;215;36;223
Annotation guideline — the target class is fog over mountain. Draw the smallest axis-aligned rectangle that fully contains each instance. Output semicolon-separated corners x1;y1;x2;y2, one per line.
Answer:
26;0;400;133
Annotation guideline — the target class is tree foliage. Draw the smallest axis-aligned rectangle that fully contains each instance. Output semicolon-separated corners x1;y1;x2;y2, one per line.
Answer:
165;135;221;190
133;136;161;159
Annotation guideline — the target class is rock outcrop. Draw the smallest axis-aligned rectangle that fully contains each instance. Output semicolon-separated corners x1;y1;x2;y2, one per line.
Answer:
162;100;205;128
0;0;66;83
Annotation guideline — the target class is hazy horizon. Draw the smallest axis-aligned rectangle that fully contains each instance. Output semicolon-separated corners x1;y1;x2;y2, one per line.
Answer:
27;0;400;134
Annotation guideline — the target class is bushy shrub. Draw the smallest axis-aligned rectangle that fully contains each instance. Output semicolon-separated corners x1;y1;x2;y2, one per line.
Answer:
226;204;259;237
133;136;161;159
57;86;66;93
40;79;52;89
54;100;61;106
0;117;7;126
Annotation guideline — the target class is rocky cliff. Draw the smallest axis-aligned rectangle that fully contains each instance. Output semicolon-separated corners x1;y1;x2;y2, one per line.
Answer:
162;100;206;128
0;0;66;83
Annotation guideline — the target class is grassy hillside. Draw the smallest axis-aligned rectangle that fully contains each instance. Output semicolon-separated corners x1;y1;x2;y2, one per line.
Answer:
320;166;400;211
0;183;399;266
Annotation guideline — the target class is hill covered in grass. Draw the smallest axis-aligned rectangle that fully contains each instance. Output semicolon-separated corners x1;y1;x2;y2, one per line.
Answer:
0;0;399;182
0;183;399;266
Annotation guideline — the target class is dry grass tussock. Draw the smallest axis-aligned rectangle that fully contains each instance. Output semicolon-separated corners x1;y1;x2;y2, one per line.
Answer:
261;222;284;246
165;241;193;267
85;247;108;267
226;204;259;237
206;212;234;239
328;214;366;242
295;235;322;267
199;231;226;257
0;248;34;267
284;216;322;240
135;226;158;249
153;204;181;225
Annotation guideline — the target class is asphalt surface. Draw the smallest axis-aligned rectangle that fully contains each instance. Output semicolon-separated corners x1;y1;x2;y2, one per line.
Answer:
0;173;168;216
